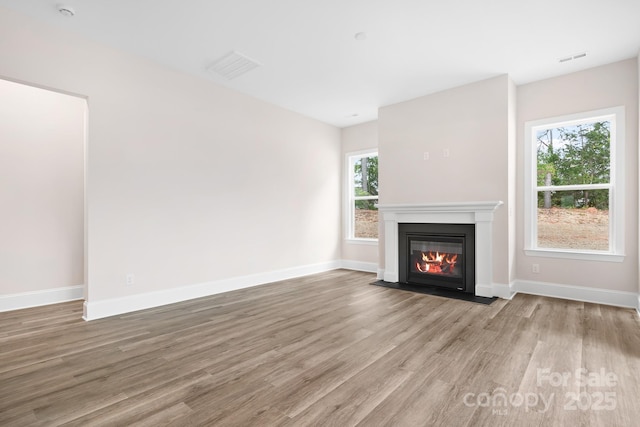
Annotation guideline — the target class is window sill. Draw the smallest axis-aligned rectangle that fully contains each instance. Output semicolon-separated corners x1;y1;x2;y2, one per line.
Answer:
525;248;624;263
345;238;378;246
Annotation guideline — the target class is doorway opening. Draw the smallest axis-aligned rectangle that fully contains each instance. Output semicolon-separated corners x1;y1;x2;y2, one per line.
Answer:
0;78;88;311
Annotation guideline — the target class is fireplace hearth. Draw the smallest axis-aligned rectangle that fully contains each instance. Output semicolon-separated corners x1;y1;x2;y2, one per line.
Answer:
399;223;475;293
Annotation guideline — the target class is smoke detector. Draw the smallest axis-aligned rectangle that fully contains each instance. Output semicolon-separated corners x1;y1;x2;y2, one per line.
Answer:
57;4;75;17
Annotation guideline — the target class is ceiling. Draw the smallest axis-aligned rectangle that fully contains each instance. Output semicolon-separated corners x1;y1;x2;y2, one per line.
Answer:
1;0;639;127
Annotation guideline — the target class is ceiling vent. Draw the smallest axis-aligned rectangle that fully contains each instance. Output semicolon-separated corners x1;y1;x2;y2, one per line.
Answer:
559;52;587;63
206;51;261;80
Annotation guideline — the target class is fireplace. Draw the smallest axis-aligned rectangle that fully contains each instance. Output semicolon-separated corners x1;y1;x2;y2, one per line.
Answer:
399;223;475;293
377;201;503;298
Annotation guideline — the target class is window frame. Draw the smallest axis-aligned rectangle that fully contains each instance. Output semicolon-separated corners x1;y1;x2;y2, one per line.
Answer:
523;106;625;262
345;149;379;243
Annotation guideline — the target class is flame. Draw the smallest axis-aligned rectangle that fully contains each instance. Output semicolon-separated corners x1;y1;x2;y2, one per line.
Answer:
415;251;458;275
416;261;429;272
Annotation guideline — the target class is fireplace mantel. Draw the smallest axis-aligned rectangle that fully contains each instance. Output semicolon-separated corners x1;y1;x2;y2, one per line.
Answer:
377;201;503;297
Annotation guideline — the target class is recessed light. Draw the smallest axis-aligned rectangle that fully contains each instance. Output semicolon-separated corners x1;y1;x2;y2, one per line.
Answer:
57;4;75;17
354;32;367;41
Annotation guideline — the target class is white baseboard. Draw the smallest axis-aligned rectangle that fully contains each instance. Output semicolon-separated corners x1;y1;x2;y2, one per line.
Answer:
637;295;640;317
340;260;379;274
475;283;513;299
0;285;84;313
474;283;493;298
83;261;341;321
377;269;385;280
492;282;515;300
514;280;638;309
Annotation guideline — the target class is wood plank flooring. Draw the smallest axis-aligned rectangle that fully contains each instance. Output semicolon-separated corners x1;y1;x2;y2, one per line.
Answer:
1;269;639;426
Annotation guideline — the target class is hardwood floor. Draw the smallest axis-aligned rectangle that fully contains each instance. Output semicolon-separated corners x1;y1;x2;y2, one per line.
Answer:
1;269;639;426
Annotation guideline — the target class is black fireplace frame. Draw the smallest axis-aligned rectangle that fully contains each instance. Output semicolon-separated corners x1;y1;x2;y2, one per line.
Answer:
398;223;475;293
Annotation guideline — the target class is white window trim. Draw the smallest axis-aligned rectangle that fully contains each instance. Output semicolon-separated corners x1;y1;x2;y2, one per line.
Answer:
523;106;625;262
345;149;378;243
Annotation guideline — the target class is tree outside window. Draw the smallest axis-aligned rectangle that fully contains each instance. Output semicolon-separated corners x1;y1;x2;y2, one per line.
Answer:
349;152;378;239
525;107;624;259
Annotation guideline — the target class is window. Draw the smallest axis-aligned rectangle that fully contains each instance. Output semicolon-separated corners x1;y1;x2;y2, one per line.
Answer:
346;150;378;241
524;107;625;261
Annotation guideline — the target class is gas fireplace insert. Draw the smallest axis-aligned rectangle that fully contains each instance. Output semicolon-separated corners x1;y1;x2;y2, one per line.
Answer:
398;223;475;293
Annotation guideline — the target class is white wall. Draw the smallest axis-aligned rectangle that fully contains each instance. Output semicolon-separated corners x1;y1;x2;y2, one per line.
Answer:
516;59;639;292
0;7;341;315
0;79;85;295
341;121;379;268
378;75;514;286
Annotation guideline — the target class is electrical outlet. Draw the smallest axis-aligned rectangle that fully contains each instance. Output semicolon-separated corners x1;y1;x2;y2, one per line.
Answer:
443;148;450;157
532;264;540;274
126;273;135;285
423;152;430;160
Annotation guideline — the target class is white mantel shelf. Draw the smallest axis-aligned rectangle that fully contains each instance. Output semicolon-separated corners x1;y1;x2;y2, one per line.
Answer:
378;201;503;298
377;201;504;214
